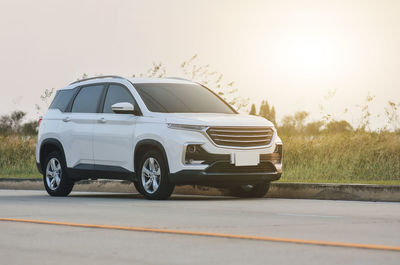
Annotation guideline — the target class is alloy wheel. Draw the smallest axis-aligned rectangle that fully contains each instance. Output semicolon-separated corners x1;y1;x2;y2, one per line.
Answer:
141;157;161;194
45;158;62;191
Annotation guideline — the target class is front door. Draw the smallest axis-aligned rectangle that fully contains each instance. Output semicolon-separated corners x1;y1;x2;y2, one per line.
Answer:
93;83;138;172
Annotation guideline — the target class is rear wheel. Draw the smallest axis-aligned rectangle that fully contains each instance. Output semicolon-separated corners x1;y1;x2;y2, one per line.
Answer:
43;151;74;196
137;150;174;200
228;183;270;198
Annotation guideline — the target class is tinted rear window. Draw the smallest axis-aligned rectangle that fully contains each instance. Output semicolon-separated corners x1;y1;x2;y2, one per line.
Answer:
71;84;104;113
49;88;76;112
133;83;236;114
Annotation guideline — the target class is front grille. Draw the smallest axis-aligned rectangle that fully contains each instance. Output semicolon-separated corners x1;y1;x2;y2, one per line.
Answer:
206;126;274;147
206;161;276;173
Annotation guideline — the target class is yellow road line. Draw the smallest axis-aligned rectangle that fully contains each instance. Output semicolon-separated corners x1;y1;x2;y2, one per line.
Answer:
1;217;400;252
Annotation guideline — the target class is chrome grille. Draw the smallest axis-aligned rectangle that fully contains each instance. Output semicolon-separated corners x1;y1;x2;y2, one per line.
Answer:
206;127;274;147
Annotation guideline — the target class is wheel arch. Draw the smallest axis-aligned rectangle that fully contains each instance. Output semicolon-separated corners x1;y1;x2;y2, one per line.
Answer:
39;138;67;173
134;139;169;173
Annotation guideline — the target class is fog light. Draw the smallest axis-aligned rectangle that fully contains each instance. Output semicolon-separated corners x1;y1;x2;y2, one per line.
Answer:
187;145;197;154
184;144;205;165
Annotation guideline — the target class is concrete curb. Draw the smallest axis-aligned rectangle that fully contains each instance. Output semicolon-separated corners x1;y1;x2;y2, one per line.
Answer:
0;178;399;202
267;183;400;202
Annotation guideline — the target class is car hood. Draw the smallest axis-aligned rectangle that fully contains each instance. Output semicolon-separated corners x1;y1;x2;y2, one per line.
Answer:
158;113;274;127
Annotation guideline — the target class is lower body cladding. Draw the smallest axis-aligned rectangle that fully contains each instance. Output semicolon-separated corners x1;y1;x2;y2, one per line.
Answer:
169;144;282;187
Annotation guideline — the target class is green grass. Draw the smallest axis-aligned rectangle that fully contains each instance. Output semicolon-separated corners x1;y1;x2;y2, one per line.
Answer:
0;133;399;185
278;179;400;185
0;174;41;179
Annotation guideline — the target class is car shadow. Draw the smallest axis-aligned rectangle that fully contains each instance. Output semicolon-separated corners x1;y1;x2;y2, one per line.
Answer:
69;192;247;201
0;190;266;201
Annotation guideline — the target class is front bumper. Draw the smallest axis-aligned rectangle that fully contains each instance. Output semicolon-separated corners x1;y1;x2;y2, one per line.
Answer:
169;147;282;186
168;133;284;186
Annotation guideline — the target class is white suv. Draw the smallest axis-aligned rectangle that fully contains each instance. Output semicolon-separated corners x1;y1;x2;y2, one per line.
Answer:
36;76;282;200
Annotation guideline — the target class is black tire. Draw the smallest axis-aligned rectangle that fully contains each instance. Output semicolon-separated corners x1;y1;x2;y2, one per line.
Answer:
42;151;74;197
133;181;144;195
137;150;174;200
228;183;270;198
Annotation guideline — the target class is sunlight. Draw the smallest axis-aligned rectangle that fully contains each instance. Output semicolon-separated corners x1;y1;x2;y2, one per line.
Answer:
288;38;329;72
267;33;342;78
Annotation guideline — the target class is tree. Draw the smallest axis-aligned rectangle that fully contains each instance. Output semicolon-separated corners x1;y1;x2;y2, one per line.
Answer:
0;110;27;134
258;100;276;125
293;111;309;132
278;115;297;135
0;110;38;136
21;121;38;135
304;121;324;136
271;106;276;124
249;104;257;115
277;111;309;135
0;115;12;134
324;120;353;134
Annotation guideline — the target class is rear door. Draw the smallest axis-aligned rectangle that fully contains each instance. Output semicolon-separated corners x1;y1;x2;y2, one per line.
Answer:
59;83;105;169
93;83;138;171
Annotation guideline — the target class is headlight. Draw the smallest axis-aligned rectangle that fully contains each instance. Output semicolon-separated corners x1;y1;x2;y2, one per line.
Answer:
167;123;208;131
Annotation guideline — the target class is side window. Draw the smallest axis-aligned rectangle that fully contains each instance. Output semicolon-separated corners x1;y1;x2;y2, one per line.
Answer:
103;84;136;113
71;84;104;113
49;88;76;112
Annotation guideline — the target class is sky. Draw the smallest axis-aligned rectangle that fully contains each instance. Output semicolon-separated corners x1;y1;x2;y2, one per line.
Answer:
0;0;399;130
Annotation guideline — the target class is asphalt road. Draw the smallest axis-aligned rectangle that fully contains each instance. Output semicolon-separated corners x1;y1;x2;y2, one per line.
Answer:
0;190;400;265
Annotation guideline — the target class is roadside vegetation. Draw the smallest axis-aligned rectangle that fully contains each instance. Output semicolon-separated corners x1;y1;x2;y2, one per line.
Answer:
0;135;37;178
1;108;399;184
281;132;400;184
0;55;399;184
252;98;400;184
1;131;399;184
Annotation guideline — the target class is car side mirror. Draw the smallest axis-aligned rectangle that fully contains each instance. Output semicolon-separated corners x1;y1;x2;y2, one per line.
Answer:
111;102;135;114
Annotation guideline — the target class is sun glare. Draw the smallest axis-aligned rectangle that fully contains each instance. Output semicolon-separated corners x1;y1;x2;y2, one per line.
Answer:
267;34;342;78
289;39;328;70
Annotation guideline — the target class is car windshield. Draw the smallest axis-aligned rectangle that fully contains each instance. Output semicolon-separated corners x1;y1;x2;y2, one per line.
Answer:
132;83;237;114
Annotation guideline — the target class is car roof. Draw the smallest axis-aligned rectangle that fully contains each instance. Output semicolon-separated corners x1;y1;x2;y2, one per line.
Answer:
59;77;195;91
129;77;193;84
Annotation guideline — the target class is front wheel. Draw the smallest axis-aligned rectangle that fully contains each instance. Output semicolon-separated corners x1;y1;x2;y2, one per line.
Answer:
228;183;270;198
133;181;143;195
43;151;74;196
137;150;175;200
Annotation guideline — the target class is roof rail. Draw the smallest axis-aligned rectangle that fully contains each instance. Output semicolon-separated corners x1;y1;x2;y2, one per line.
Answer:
165;77;192;82
69;75;125;85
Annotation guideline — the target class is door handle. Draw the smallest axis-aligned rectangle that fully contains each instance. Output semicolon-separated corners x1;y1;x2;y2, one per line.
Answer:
98;118;106;123
62;117;71;122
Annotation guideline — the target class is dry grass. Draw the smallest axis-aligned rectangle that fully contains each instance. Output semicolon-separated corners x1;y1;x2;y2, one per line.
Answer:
280;132;400;184
0;133;399;184
0;135;38;177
